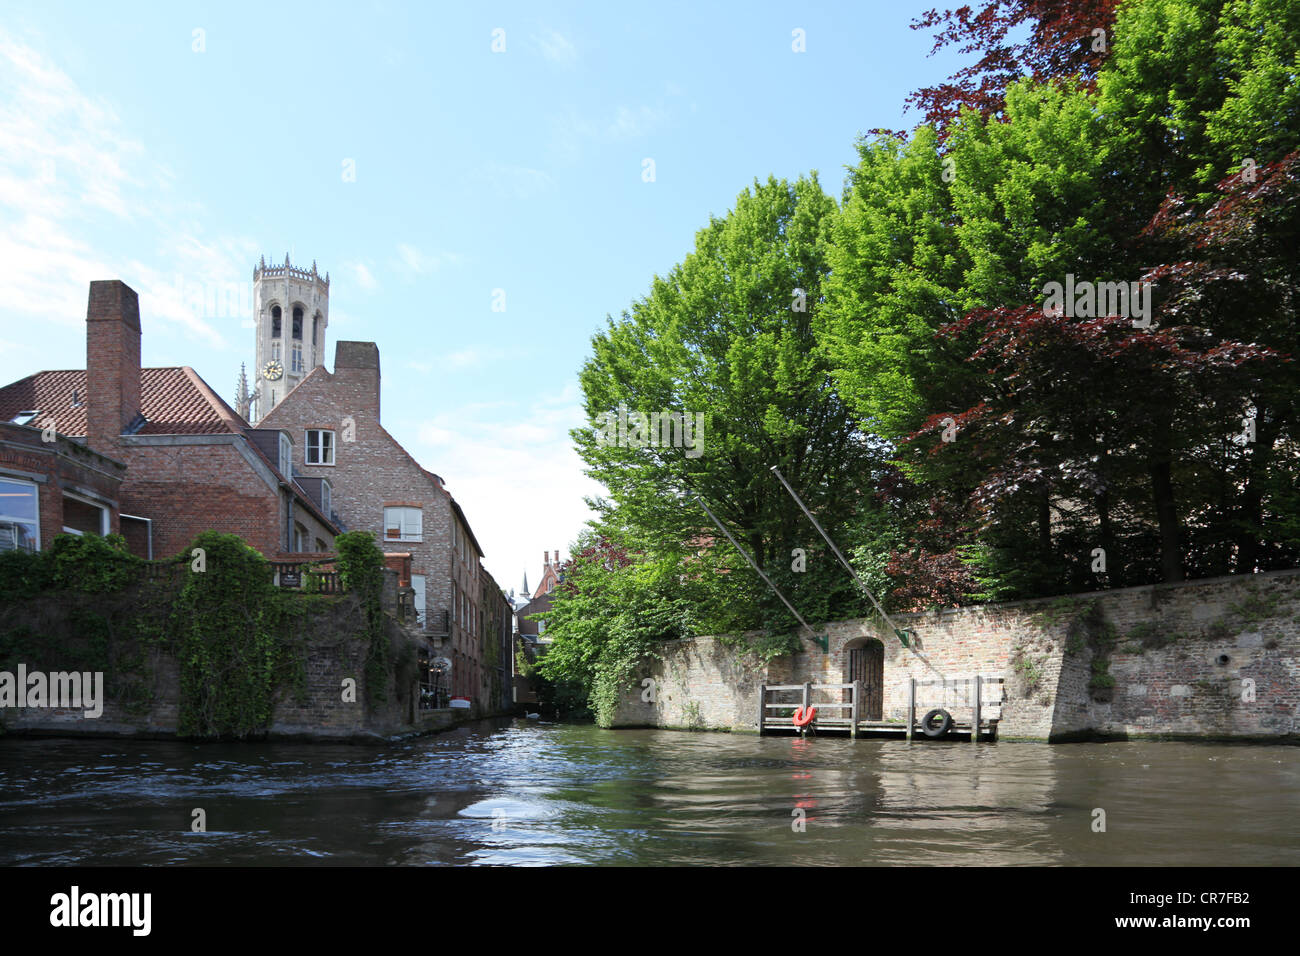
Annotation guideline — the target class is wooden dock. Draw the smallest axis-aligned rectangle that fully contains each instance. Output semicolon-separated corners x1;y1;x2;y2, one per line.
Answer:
758;676;1004;741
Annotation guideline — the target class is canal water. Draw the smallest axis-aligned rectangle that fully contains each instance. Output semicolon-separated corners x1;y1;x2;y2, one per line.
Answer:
1;719;1296;866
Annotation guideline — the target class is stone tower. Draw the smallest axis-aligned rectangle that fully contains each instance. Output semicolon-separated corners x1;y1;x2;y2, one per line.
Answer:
252;254;329;421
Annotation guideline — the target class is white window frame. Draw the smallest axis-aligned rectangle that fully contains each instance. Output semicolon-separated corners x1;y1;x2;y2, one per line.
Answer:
60;490;110;537
0;477;40;552
320;480;331;516
278;432;293;477
411;574;426;629
305;429;335;466
384;506;422;542
291;342;304;373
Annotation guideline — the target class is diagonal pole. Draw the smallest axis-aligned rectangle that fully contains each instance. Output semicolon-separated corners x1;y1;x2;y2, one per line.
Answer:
769;465;914;647
690;491;814;636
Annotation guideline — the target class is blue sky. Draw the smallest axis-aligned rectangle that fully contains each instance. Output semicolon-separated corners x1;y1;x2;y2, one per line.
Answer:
0;1;968;591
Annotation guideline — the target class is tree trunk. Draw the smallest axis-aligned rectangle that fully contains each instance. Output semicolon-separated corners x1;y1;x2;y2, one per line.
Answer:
1149;417;1183;582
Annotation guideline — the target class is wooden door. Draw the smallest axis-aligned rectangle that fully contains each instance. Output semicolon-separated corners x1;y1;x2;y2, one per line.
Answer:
848;641;884;720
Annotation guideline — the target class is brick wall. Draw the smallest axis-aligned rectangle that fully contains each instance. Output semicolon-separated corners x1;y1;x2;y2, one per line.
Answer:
613;569;1300;741
0;578;471;741
259;342;501;712
0;424;126;548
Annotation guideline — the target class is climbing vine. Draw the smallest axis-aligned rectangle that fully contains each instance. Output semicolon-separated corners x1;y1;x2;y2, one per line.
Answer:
335;531;388;710
171;532;285;738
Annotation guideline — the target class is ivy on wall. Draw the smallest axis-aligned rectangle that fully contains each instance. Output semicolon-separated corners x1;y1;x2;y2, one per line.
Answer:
0;528;396;739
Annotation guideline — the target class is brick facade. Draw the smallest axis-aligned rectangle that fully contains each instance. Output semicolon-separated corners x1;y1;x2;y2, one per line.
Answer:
0;423;126;549
0;279;338;563
259;340;501;709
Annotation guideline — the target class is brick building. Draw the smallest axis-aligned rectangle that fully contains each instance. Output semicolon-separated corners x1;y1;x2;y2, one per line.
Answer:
257;339;503;709
0;421;126;551
0;280;336;559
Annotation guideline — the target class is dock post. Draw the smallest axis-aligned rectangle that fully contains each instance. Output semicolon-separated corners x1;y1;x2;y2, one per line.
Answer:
801;682;811;738
758;683;766;734
972;675;982;743
906;678;915;742
850;680;860;738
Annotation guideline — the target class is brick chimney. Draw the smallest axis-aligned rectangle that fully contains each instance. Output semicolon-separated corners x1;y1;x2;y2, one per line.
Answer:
335;341;381;422
85;280;142;452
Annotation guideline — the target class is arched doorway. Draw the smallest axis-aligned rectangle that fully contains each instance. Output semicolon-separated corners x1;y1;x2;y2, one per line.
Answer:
844;638;884;720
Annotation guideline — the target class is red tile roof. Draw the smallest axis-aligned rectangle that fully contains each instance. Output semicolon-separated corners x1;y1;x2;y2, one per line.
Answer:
0;367;244;436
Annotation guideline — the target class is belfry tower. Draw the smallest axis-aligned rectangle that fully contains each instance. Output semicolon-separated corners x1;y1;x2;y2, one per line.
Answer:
251;254;329;422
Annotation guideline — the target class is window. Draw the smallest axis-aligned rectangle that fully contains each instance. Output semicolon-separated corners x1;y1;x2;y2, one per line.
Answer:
292;306;303;340
271;306;282;338
11;410;39;426
271;342;281;362
278;432;292;477
294;521;307;552
291;343;303;373
61;493;108;536
411;574;426;629
320;480;331;516
315;538;326;552
313;314;320;345
305;429;335;465
0;478;40;552
384;506;422;542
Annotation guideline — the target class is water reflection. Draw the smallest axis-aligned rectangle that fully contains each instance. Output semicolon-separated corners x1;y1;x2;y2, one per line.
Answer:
1;720;1296;866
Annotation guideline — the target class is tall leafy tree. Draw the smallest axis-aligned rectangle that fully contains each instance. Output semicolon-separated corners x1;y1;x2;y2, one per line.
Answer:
575;175;876;630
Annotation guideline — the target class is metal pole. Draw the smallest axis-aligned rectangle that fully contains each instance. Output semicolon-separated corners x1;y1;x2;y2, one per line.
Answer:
758;683;766;734
691;491;814;634
906;678;915;742
973;675;982;743
769;465;913;646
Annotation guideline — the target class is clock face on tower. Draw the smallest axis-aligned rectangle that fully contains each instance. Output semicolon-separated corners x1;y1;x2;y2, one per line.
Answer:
262;360;284;381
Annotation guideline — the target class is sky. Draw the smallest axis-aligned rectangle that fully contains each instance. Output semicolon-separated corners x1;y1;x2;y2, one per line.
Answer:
0;0;969;592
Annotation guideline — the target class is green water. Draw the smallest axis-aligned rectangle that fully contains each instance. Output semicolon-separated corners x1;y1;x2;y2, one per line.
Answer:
1;719;1296;865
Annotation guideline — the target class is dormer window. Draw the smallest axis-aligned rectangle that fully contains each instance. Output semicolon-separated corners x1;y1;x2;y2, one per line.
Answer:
292;306;303;340
321;480;331;515
271;305;282;338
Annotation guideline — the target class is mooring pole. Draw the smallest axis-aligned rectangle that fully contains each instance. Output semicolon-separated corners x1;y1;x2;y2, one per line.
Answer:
850;679;861;738
770;466;915;648
758;683;766;734
801;682;811;738
906;678;916;742
691;491;815;637
972;675;982;744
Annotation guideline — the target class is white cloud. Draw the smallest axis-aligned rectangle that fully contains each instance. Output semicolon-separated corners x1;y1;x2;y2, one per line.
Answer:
607;104;669;140
403;384;601;587
471;162;555;201
546;103;671;163
394;243;465;277
351;262;378;290
0;31;255;352
532;29;577;66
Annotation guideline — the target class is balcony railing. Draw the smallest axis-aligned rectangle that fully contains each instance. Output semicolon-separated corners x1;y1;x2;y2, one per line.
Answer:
270;560;342;594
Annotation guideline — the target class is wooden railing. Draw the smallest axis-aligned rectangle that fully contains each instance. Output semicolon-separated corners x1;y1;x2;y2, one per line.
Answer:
759;675;1005;741
270;560;342;593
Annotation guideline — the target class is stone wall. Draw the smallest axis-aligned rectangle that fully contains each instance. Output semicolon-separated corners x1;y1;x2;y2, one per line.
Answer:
0;571;493;741
612;569;1300;742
